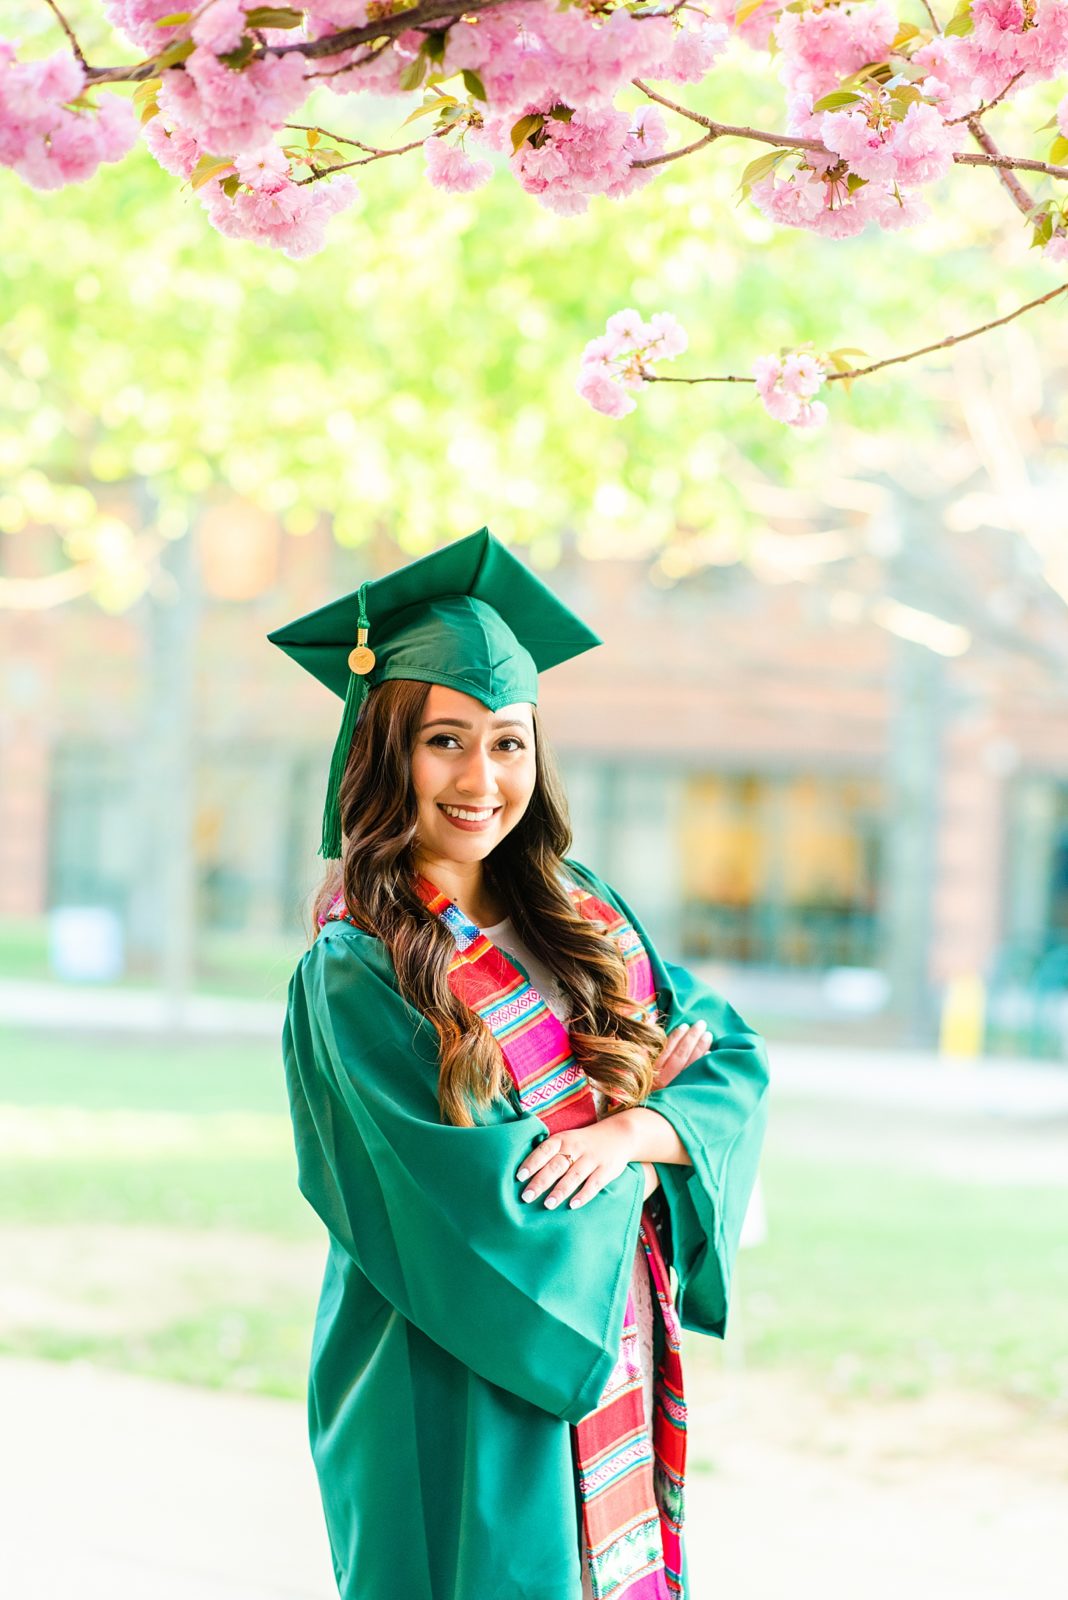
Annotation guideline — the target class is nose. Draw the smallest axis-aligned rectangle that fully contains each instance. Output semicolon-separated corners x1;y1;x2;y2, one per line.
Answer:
454;742;499;803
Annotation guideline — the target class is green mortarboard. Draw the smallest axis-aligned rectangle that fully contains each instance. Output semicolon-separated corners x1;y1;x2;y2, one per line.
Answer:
267;526;602;858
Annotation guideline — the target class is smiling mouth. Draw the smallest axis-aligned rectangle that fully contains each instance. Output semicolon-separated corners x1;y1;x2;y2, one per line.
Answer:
437;803;502;822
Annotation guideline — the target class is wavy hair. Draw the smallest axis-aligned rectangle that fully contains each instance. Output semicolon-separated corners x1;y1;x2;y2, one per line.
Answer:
309;677;667;1127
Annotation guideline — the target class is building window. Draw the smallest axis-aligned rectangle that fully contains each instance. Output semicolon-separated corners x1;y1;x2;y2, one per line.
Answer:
679;770;883;968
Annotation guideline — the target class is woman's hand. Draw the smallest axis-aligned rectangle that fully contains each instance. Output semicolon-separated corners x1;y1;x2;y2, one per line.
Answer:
652;1019;712;1090
515;1019;710;1212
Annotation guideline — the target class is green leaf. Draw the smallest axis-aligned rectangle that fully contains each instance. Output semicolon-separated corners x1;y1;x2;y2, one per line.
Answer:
510;112;546;153
737;146;790;197
461;68;487;101
734;0;767;24
1050;134;1068;164
424;30;448;63
190;156;237;191
155;11;191;25
812;90;862;112
221;174;241;198
400;100;447;127
153;38;195;71
132;77;163;105
139;101;161;125
943;8;973;36
243;6;305;25
549;104;574;122
306;127;320;148
399;51;428;92
219;36;256;70
311;149;349;169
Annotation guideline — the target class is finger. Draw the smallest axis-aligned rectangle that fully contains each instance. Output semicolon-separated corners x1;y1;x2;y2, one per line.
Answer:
516;1137;561;1184
567;1172;604;1210
543;1159;595;1210
681;1024;712;1063
657;1023;692;1064
520;1150;577;1202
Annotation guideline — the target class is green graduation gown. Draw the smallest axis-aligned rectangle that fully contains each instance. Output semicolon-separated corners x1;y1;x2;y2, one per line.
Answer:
281;856;770;1600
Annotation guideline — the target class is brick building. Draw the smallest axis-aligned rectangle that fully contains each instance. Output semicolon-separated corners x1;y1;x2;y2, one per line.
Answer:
2;495;1067;1046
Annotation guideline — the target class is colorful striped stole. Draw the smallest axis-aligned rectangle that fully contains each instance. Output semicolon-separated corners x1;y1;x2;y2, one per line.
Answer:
321;872;687;1599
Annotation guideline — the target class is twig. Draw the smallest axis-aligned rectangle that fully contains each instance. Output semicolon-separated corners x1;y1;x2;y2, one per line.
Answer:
41;0;88;71
646;281;1068;385
630;79;1068;182
292;133;431;182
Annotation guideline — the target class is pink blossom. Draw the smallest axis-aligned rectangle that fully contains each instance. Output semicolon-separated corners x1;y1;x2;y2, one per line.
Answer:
913;0;1068;110
774;0;899;98
576;365;637;417
102;0;192;53
575;306;688;417
706;0;785;51
202;165;357;257
820;98;962;187
753;352;829;427
192;0;251;55
424;136;494;193
142;112;202;179
1043;229;1068;262
157;45;308;154
443;4;727;115
0;44;138;189
477;101;667;214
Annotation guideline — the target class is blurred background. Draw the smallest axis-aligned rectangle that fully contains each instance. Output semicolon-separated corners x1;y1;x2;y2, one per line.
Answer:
2;2;1067;1597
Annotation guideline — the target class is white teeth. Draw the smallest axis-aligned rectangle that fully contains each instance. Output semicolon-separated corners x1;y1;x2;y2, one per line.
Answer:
440;804;497;821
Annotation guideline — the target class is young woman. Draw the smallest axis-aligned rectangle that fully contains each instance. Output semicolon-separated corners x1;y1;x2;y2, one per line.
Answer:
273;527;770;1600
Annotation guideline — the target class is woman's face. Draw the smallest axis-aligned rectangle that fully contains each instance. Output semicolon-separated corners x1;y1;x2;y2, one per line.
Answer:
410;683;537;865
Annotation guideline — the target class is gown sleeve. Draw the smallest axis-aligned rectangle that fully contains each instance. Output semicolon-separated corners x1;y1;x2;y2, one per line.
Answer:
564;857;771;1340
282;922;647;1426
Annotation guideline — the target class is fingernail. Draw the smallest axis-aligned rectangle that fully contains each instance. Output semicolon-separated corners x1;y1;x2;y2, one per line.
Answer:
570;1197;584;1208
545;1197;559;1209
517;1169;529;1181
522;1190;534;1201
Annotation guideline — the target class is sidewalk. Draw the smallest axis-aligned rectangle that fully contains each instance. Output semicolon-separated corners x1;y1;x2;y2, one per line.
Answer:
3;1354;1064;1600
2;975;1067;1117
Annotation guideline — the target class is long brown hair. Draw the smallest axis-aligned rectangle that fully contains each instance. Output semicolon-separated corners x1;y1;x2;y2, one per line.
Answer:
309;677;667;1127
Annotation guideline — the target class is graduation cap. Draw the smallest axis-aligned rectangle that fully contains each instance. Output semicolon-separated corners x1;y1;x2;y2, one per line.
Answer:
267;526;603;858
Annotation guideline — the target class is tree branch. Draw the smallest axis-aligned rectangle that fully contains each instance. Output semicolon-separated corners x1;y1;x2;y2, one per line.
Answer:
631;80;1068;181
646;281;1068;386
41;0;89;71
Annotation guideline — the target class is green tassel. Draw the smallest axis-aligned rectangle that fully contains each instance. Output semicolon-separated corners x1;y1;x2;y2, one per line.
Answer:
319;585;372;860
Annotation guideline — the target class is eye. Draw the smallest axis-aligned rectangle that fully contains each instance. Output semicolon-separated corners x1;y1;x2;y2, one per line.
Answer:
498;736;526;752
427;733;461;748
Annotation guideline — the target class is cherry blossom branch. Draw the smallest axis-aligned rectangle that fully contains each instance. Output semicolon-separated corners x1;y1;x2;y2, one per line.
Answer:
644;280;1068;386
966;116;1035;217
289;132;434;182
631;80;1068;181
84;0;508;83
40;0;88;71
945;70;1025;125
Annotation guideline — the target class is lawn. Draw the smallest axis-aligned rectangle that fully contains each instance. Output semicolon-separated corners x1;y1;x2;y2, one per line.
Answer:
0;1026;1063;1412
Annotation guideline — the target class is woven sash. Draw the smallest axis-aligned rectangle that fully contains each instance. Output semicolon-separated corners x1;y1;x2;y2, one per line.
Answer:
321;873;687;1599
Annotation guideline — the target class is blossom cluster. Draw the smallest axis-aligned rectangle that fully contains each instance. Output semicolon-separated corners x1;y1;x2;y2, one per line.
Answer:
0;38;137;189
576;308;688;417
752;351;829;427
7;0;1068;428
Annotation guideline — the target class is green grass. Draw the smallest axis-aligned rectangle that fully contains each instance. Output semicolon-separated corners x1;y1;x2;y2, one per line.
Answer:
0;917;303;1000
0;1026;1064;1410
737;1149;1068;1406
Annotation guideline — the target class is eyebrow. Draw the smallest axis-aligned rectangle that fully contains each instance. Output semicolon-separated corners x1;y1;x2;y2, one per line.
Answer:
420;717;531;731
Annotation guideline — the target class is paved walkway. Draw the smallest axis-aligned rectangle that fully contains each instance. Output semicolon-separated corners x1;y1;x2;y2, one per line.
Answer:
3;1354;1064;1600
2;978;1067;1116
